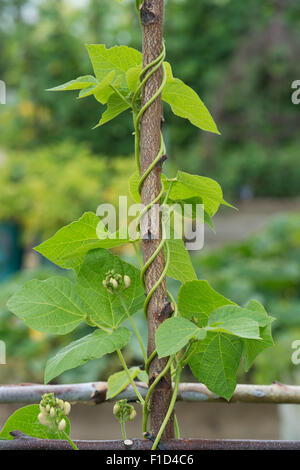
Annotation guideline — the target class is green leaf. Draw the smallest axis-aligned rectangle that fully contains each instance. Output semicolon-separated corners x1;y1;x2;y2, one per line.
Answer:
243;301;274;371
208;305;261;340
162;78;219;134
45;327;131;383
189;332;243;400
35;212;130;271
7;277;87;335
126;65;142;92
78;70;115;103
165;236;197;284
164;62;174;82
137;370;148;384
47;75;97;92
86;44;142;88
77;248;144;329
94;91;130;127
107;367;140;399
178;280;234;327
243;300;274;327
169;195;212;225
243;325;274;372
155;317;206;358
0;405;70;440
170;171;224;217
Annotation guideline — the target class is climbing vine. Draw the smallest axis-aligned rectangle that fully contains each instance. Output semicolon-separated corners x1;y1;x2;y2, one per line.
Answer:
2;1;274;450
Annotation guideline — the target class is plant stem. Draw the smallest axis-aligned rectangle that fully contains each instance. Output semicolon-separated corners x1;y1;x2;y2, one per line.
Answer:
142;355;174;433
174;414;181;439
118;292;147;364
181;342;197;367
116;349;145;405
62;431;79;451
145;349;157;374
121;421;127;440
151;364;182;450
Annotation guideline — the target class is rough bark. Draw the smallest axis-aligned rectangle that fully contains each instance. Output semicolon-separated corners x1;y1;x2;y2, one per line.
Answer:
140;0;174;438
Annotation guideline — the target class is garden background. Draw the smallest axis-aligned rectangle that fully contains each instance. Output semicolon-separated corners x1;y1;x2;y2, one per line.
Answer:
1;0;300;440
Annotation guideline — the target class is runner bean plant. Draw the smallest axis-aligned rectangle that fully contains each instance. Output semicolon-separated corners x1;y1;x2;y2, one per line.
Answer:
2;1;274;450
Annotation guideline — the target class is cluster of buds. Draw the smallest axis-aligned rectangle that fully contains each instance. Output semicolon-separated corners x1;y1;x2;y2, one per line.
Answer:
102;269;131;294
113;399;136;423
38;393;71;432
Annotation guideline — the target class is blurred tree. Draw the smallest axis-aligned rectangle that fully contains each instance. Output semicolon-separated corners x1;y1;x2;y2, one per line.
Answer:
0;142;136;245
0;0;300;198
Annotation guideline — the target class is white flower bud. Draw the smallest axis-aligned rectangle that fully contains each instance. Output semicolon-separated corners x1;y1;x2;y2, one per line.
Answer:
38;412;49;427
124;275;131;289
58;419;66;432
129;408;136;421
39;404;45;412
64;402;71;416
111;278;118;289
46;404;50;413
113;403;120;417
50;407;55;418
102;280;107;288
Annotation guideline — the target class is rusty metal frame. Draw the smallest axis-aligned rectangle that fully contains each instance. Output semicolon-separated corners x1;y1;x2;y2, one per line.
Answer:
0;433;300;450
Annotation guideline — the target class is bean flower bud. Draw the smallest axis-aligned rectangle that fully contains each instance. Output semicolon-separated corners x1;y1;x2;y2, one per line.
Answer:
58;419;66;432
124;275;131;289
38;393;72;433
64;402;71;416
113;403;120;417
38;412;49;427
56;398;64;410
110;278;118;290
129;408;136;421
113;399;136;423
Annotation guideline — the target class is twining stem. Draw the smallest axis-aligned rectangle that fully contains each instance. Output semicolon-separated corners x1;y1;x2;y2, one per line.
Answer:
145;349;157;374
142;355;174;433
61;431;79;451
118;292;147;364
151;364;183;450
116;349;145;405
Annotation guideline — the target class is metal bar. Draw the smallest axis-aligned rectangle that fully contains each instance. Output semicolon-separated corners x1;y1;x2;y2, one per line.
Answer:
1;435;300;450
1;382;300;405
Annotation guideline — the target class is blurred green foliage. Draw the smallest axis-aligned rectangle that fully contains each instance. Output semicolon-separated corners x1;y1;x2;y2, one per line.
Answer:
213;143;300;199
193;212;300;383
0;0;299;203
0;141;135;243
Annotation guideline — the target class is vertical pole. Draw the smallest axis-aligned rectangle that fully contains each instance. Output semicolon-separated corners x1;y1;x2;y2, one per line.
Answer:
140;0;174;438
